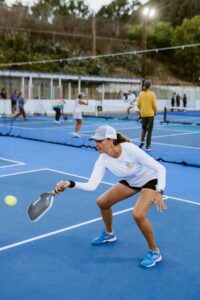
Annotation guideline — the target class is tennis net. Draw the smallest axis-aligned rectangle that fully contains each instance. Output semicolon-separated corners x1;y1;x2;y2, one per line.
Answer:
84;104;140;120
1;113;200;168
161;107;200;125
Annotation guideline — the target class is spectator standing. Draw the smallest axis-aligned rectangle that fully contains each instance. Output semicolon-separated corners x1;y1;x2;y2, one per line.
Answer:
14;91;27;121
171;92;176;111
119;90;123;100
0;88;7;116
137;80;157;151
123;92;128;101
0;88;7;99
183;94;187;108
11;89;18;113
176;94;180;107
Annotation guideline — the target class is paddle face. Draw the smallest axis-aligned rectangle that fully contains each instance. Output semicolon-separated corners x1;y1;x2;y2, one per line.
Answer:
63;114;68;120
28;192;55;222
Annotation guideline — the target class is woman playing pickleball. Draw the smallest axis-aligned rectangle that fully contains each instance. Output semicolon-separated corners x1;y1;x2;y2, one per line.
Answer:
55;125;166;268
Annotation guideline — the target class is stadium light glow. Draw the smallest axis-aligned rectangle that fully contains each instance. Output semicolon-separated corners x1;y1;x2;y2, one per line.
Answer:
141;7;156;78
143;7;156;18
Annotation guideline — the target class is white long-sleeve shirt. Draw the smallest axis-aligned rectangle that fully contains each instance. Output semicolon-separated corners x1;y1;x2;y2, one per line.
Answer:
128;93;137;105
74;99;82;113
75;142;166;192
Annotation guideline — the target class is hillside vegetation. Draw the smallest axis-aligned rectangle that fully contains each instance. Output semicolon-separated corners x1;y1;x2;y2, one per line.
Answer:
0;0;199;84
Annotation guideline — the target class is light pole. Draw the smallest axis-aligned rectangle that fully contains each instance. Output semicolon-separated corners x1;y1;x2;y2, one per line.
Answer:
92;14;96;56
141;7;156;79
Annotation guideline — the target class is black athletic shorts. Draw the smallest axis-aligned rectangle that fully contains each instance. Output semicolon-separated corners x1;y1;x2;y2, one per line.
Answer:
119;179;158;191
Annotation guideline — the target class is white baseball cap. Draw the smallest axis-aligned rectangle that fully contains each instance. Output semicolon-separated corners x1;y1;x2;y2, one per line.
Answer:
89;125;117;141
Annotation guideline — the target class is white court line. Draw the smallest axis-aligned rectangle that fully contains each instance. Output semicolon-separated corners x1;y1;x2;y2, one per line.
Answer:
0;157;24;164
154;132;200;141
0;157;25;169
0;168;48;178
150;142;200;150
0;163;25;169
0;168;199;252
154;125;200;133
11;124;69;131
130;138;200;149
151;131;200;139
0;194;199;253
166;196;200;206
0;208;132;252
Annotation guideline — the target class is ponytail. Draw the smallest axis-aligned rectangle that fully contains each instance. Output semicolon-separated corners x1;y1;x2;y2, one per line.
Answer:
143;80;151;91
113;133;130;145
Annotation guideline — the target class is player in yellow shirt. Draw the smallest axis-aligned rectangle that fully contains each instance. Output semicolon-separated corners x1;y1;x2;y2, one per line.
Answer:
137;81;157;151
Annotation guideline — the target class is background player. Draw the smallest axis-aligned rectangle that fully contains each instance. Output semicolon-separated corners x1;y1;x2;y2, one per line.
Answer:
73;93;88;137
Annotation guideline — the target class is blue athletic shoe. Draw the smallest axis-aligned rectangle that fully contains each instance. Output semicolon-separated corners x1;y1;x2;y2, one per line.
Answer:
140;249;162;268
91;230;117;245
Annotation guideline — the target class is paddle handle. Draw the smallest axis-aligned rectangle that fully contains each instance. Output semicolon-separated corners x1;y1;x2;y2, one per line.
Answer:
51;190;58;196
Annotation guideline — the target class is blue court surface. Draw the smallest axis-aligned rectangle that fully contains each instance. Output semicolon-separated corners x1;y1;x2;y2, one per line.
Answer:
0;133;200;300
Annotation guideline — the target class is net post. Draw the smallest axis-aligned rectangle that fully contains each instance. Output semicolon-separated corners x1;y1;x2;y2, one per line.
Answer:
163;106;167;123
95;101;98;117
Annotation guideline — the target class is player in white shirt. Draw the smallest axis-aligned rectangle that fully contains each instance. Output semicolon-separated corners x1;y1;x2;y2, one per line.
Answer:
126;90;140;120
55;125;167;268
73;93;88;137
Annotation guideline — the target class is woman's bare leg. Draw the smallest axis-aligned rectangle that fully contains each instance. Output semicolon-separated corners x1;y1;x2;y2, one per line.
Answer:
97;183;138;233
133;188;157;251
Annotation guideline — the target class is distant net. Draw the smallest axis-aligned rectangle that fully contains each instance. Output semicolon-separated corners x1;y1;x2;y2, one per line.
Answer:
84;104;140;120
1;113;200;168
0;114;14;136
35;104;140;120
0;99;140;121
161;107;200;125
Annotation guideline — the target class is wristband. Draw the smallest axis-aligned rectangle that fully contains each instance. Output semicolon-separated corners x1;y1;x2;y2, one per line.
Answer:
68;180;75;188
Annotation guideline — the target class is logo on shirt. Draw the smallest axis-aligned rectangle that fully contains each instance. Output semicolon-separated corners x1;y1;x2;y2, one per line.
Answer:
124;161;134;169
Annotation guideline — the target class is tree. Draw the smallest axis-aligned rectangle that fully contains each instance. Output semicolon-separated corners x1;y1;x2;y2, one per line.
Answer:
127;21;173;48
62;0;90;18
147;22;173;49
31;0;61;23
31;0;90;23
171;15;200;81
0;0;5;6
146;0;200;26
97;0;141;21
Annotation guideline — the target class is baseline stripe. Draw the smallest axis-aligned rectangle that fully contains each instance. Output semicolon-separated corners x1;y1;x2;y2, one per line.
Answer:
0;207;132;252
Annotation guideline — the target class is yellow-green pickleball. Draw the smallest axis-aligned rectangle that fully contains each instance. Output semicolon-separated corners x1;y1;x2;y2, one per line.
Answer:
4;195;17;206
